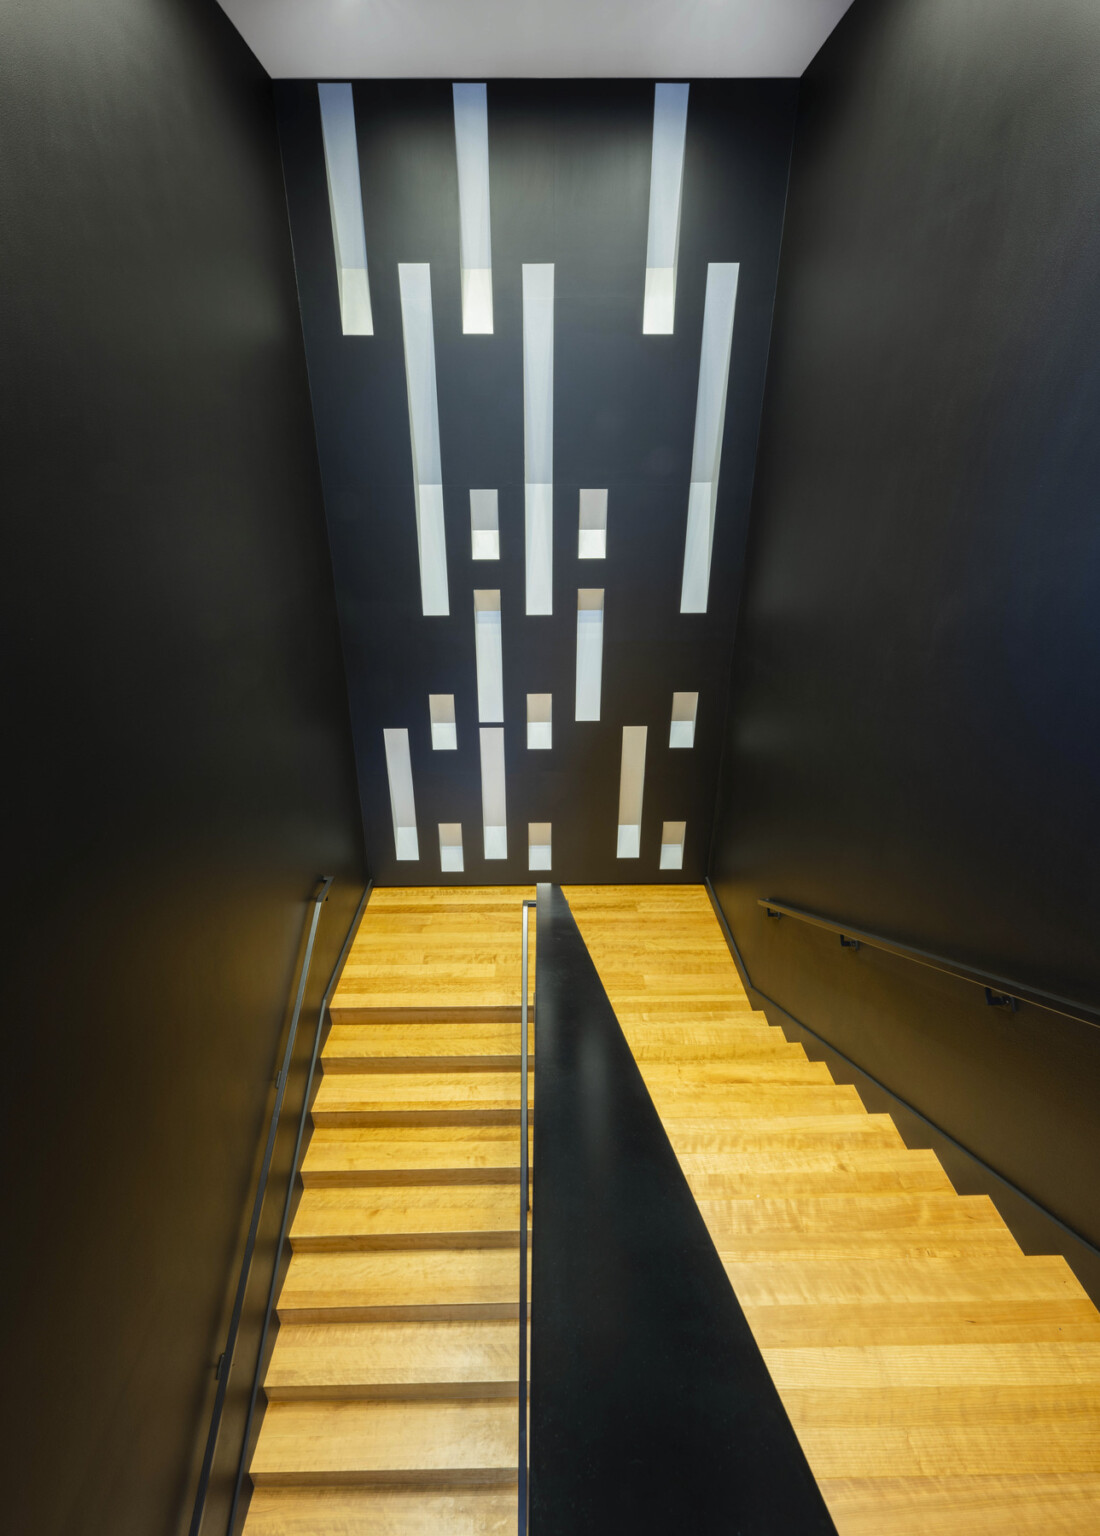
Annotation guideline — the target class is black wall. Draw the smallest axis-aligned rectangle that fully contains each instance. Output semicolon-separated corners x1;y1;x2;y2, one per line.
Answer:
710;0;1100;1273
0;3;365;1533
277;81;796;884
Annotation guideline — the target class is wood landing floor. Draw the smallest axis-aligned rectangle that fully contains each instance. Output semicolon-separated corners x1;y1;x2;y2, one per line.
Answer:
243;884;1100;1535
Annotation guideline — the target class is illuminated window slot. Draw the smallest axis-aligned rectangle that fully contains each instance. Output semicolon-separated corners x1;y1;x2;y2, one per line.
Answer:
578;489;608;559
398;263;450;617
429;694;457;751
439;823;464;873
527;693;552;750
669;691;698;748
616;726;647;859
660;820;686;871
575;589;604;722
453;83;494;335
383;728;419;860
470;489;499;560
480;727;507;860
528;823;552;872
474;590;503;724
523;264;554;615
643;83;689;335
317;83;373;336
681;263;739;614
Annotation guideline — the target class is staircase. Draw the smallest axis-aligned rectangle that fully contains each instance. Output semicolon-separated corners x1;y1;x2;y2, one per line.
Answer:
243;888;533;1535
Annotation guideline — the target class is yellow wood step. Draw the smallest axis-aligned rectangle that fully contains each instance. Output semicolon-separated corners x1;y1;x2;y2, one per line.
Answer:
278;1249;527;1322
642;1083;863;1117
640;1058;837;1086
264;1321;520;1400
302;1127;527;1187
312;1071;526;1127
289;1187;527;1251
323;1021;528;1073
662;1114;907;1154
680;1148;952;1199
818;1475;1100;1536
244;1487;516;1535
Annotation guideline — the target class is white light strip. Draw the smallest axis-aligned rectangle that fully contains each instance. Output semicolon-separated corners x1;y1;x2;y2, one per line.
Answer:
523;264;554;615
527;692;552;750
453;83;493;335
669;691;698;748
578;489;608;559
474;590;504;724
480;727;507;860
429;694;457;751
643;83;689;335
681;263;740;614
617;727;647;859
398;263;450;617
529;822;552;872
660;820;686;871
317;83;373;336
383;728;419;860
470;489;499;560
575;589;604;723
439;822;464;873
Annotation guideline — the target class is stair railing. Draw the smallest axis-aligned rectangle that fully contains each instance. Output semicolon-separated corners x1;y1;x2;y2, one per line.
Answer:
519;895;535;1536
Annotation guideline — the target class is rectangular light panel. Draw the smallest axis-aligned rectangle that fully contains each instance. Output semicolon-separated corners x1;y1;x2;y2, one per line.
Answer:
575;589;604;723
317;83;373;336
578;489;608;559
527;693;552;750
523;264;554;615
617;726;647;859
669;691;698;749
474;590;503;724
470;489;499;560
429;693;457;751
660;820;686;871
439;823;464;873
643;83;689;335
529;823;552;872
398;263;450;617
383;728;419;861
453;83;493;335
480;727;507;859
681;262;740;614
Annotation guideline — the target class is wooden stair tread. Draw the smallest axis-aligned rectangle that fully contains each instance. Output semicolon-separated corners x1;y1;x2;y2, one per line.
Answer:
818;1475;1100;1536
244;1487;515;1536
278;1249;527;1321
301;1128;526;1186
265;1321;520;1398
290;1187;527;1250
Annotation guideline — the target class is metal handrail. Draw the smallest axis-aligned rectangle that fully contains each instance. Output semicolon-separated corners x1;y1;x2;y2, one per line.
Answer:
518;897;535;1536
757;897;1100;1033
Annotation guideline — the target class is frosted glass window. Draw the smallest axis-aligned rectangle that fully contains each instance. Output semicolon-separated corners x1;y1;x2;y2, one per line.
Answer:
578;490;608;559
317;83;373;336
470;489;499;560
527;693;552;750
523;265;554;615
383;728;418;861
474;590;503;724
398;263;449;617
480;727;507;859
429;694;457;751
617;726;647;859
528;823;552;872
575;589;604;722
439;823;464;873
660;820;686;871
681;263;739;614
453;83;493;334
643;83;689;335
669;691;698;749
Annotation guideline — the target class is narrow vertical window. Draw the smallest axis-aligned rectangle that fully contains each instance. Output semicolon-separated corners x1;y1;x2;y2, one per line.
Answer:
527;693;552;750
523;264;554;615
681;263;739;614
575;589;604;722
528;823;552;872
398;263;450;617
617;726;647;859
578;490;608;559
660;821;686;870
480;727;507;860
429;694;457;751
439;823;464;873
470;490;500;560
317;83;373;336
474;590;503;724
643;83;689;335
669;691;698;748
452;83;493;335
383;728;418;860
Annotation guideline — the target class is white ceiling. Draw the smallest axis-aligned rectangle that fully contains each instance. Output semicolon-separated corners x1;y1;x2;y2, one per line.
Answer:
216;0;856;80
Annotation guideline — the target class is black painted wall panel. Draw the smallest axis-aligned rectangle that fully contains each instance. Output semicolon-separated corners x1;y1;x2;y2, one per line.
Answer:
0;2;364;1532
276;80;796;883
710;0;1100;1258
